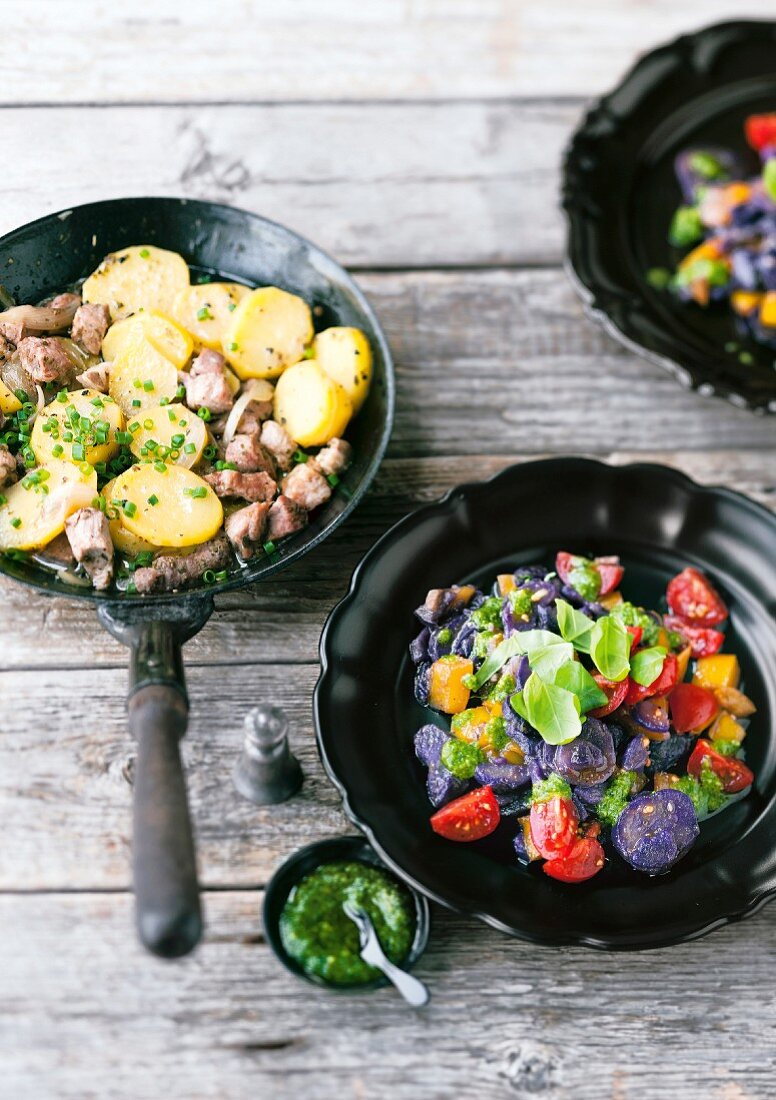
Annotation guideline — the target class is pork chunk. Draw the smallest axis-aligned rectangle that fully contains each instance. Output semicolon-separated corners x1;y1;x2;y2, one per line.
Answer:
314;437;352;477
76;362;111;393
132;533;231;594
203;469;277;503
64;507;114;590
191;348;227;376
181;349;235;414
225;501;272;560
71;303;110;355
236;398;273;435
0;444;17;488
259;419;296;472
267;495;308;541
281;462;331;511
224;433;277;476
17;336;74;384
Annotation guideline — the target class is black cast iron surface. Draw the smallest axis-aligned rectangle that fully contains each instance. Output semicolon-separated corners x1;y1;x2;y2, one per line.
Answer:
564;19;776;412
315;458;776;950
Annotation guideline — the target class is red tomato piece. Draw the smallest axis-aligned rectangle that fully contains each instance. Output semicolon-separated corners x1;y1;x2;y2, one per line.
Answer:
687;739;754;794
647;652;678;697
542;837;606;883
529;795;579;860
430;785;500;842
595;556;624;596
555;551;576;586
669;682;719;734
625;625;643;649
624;676;651;707
663;615;725;658
589;674;629;717
666;567;728;627
745;113;776;152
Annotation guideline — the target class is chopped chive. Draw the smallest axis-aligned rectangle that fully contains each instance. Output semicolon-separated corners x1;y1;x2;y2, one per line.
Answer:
202;444;217;460
133;379;142;389
143;379;154;392
171;433;185;446
90;397;104;408
263;540;276;555
72;442;85;461
175;384;186;400
56;390;69;404
292;449;308;464
131;398;142;408
168;409;177;422
197;407;212;422
0;494;5;506
153;460;167;473
143;419;154;430
10;517;21;528
126;580;137;594
122;501;137;518
228;341;239;352
202;569;216;584
115;431;133;446
183;486;208;498
196;306;212;321
148;494;159;506
327;473;339;487
183;442;196;454
227;302;237;312
139;248;150;259
214;569;228;582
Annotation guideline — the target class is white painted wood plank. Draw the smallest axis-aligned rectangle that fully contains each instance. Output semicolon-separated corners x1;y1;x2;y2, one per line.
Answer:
2;0;775;103
0;448;774;672
0;101;570;266
0;449;773;891
1;890;775;1100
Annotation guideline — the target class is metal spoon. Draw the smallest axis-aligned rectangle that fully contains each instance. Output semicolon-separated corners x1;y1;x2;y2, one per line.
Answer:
342;901;430;1007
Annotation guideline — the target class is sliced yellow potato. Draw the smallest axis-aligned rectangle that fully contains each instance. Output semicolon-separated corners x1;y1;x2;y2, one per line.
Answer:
172;282;250;350
128;402;207;468
108;331;180;415
0;460;97;551
31;389;124;467
102;310;193;369
0;377;22;415
273;359;352;447
82;245;190;321
111;464;222;548
313;327;372;414
222;286;313;380
102;477;159;556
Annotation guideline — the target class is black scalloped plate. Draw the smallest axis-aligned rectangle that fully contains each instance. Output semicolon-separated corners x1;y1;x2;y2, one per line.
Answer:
564;20;776;413
315;459;776;949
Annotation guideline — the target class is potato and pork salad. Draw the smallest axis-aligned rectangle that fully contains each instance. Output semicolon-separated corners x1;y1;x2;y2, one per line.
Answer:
0;245;372;592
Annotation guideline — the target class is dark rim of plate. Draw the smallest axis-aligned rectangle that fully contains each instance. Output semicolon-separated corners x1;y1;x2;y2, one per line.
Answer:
314;457;776;950
563;19;776;414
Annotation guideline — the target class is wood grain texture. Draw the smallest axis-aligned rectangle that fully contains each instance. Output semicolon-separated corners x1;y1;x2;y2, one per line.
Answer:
2;890;775;1100
0;101;571;266
2;0;775;103
0;451;773;891
1;448;774;672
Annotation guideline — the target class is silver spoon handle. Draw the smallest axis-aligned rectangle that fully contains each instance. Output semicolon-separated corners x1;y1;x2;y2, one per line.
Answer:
372;955;430;1007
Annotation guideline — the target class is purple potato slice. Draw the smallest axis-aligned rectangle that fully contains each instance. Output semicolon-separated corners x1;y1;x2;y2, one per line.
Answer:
409;626;430;664
612;790;699;875
473;761;530;793
620;734;650;771
553;718;615;785
414;724;448;766
426;762;467;808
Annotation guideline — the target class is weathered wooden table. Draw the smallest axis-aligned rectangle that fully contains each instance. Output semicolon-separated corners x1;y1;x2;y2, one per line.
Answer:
2;4;776;1097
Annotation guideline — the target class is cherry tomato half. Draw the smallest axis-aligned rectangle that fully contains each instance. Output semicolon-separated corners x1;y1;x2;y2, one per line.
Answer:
669;682;719;734
663;615;725;658
666;567;728;627
430;785;500;842
555;552;577;587
529;795;579;860
589;674;629;718
624;653;678;706
595;556;624;596
687;739;754;794
745;113;776;152
542;837;606;883
626;625;643;649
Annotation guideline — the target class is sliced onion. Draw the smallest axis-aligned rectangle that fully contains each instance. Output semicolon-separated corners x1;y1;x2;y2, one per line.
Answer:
34;384;45;415
221;379;274;444
0;351;35;401
0;298;79;334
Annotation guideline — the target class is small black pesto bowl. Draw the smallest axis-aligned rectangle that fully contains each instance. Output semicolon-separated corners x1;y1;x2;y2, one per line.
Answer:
262;836;430;993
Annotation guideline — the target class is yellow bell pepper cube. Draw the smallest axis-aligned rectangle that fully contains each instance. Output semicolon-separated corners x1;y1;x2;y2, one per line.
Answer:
693;654;740;691
709;712;747;744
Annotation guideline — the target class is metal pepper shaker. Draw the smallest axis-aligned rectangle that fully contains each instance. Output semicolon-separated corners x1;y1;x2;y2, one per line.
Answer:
232;704;303;805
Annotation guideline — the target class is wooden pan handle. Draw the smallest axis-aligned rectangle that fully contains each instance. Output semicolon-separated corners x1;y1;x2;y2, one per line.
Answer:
128;684;202;958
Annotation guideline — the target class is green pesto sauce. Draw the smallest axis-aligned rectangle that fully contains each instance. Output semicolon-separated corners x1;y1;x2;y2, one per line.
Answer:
279;861;415;987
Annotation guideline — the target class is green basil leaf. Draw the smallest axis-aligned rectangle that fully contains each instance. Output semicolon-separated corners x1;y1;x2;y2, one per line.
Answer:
468;635;525;691
555;599;595;653
552;661;608;712
510;672;582;745
629;645;667;687
589;615;630;682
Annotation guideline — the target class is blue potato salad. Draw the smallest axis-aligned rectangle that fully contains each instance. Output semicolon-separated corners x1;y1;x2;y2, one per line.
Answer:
410;555;756;883
651;112;776;354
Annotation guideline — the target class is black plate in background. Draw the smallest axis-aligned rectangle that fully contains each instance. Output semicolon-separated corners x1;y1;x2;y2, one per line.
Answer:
0;197;394;604
564;20;776;412
315;459;776;950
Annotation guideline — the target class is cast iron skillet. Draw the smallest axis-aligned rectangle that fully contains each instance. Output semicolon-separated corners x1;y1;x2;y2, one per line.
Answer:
315;459;776;950
564;19;776;413
0;197;394;957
